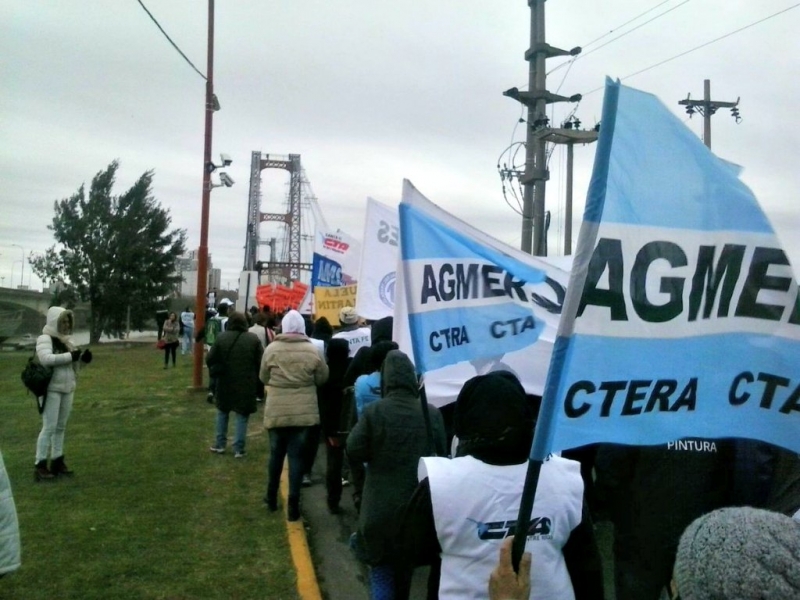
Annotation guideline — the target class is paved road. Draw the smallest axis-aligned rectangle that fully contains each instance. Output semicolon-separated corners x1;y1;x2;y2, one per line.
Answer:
300;446;431;599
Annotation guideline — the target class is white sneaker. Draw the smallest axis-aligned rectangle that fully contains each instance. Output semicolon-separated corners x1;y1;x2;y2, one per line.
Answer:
209;446;225;454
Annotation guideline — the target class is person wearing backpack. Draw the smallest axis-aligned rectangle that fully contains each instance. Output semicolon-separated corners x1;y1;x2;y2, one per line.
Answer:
34;306;92;481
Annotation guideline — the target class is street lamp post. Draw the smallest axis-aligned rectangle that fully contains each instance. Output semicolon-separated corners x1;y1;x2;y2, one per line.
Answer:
11;244;24;289
10;261;21;290
192;0;216;390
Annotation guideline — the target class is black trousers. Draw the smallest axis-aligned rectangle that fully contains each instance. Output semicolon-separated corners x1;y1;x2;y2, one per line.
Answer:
325;438;344;508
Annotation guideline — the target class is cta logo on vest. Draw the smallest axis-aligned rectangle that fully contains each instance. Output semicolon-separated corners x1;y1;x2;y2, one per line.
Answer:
467;516;553;541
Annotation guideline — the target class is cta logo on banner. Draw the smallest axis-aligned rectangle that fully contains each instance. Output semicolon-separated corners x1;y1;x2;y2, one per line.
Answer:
356;198;399;320
311;229;361;288
396;180;569;391
532;80;800;460
314;284;358;324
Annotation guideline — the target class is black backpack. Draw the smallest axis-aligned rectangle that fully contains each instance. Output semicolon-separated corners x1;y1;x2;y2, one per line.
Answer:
21;346;53;402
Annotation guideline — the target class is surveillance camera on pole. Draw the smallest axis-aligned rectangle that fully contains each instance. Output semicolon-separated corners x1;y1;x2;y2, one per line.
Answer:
206;152;233;173
219;172;234;187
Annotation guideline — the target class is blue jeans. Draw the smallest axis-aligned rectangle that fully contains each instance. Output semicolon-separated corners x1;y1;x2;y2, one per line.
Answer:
267;427;307;503
181;328;193;355
215;410;248;453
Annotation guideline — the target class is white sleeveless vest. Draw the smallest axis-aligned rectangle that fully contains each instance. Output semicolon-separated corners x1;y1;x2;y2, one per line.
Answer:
420;455;583;600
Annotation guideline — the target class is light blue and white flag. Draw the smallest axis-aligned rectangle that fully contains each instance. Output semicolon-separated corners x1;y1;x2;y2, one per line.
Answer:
533;80;800;459
398;181;569;383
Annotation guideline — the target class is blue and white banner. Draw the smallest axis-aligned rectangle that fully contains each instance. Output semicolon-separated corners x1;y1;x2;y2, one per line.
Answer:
533;80;800;459
356;198;399;320
396;181;570;400
311;228;361;289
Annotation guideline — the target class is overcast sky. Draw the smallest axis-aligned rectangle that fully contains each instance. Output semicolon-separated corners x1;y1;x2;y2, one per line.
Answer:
2;0;798;292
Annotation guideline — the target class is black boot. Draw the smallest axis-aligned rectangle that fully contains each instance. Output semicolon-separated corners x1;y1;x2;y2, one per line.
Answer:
264;482;279;512
287;496;301;522
50;456;74;477
34;460;55;481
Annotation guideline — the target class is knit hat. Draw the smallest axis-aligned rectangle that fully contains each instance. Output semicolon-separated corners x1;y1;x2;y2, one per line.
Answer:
339;306;358;325
673;506;800;600
453;371;534;465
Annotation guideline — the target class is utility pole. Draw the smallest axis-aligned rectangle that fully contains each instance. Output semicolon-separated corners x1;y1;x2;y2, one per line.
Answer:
678;79;740;149
535;119;598;255
504;0;581;256
192;0;216;390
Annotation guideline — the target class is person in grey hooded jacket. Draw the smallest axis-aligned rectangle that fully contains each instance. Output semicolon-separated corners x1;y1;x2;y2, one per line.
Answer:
34;306;91;481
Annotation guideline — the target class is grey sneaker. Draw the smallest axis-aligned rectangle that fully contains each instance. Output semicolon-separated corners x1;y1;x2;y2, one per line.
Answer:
209;446;225;454
234;451;246;459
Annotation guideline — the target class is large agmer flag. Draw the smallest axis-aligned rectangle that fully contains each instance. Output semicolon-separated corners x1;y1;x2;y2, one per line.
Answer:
531;80;800;460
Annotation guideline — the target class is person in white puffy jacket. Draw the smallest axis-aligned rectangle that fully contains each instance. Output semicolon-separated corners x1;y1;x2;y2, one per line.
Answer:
0;449;21;577
34;306;91;481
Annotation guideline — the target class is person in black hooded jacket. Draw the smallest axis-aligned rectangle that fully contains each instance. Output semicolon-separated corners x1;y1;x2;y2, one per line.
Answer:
347;349;446;599
318;337;351;513
341;316;394;510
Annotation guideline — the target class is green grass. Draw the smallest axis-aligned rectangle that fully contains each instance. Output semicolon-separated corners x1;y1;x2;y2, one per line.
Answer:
0;344;297;600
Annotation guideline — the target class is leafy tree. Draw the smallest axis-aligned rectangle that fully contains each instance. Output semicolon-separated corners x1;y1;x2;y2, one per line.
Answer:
30;161;187;343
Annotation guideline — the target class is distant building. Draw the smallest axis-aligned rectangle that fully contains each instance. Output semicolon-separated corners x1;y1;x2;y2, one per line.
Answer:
176;251;220;298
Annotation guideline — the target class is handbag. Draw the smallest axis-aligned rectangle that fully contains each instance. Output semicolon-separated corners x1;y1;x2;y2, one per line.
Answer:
156;339;166;350
21;349;53;404
208;332;242;378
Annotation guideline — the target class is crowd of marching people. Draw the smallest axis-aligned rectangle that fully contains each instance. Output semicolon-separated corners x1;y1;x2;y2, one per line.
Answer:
8;299;797;598
195;302;799;600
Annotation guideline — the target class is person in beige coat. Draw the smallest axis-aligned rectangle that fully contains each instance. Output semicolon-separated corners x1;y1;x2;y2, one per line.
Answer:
260;310;329;521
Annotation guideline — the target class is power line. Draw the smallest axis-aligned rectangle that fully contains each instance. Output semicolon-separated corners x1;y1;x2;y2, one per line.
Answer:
547;0;682;77
581;0;676;50
582;3;800;96
577;0;693;61
135;0;207;80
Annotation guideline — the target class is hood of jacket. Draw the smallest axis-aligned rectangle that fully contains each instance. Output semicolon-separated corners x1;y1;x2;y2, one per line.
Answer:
281;310;306;334
380;349;418;399
42;306;75;345
370;316;393;345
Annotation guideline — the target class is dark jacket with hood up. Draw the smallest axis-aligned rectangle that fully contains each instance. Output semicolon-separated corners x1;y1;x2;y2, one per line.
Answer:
346;349;446;565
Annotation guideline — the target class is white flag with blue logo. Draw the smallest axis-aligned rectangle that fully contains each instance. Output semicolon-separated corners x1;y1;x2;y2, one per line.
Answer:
356;198;399;320
532;80;800;460
398;181;569;385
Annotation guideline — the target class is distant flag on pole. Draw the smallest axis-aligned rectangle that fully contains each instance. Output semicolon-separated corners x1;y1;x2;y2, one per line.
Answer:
356;198;399;321
531;79;800;461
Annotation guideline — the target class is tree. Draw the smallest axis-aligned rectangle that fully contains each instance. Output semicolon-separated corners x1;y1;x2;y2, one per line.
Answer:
30;161;187;343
